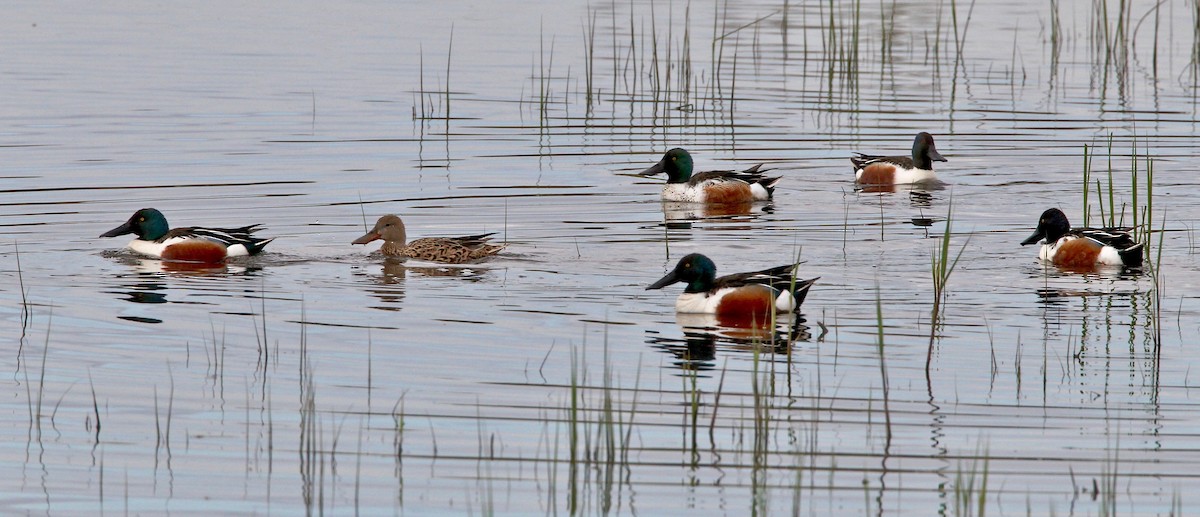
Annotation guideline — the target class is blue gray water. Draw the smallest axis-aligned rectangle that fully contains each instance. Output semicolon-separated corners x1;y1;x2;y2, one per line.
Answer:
1;0;1196;514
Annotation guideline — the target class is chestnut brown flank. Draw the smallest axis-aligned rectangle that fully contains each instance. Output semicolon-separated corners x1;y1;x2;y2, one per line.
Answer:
162;241;227;263
1052;239;1102;268
715;286;775;317
857;163;897;184
703;182;753;203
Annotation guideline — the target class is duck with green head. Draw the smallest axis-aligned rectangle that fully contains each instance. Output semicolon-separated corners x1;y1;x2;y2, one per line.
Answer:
639;148;781;204
99;208;274;263
646;253;818;317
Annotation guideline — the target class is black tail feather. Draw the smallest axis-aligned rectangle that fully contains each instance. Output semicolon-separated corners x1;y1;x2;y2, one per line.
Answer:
1118;243;1144;267
452;233;497;245
757;176;783;198
790;277;819;308
245;237;275;255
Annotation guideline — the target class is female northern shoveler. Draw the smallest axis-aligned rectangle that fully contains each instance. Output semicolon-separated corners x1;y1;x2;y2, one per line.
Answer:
639;148;781;203
99;208;274;263
646;253;818;317
851;132;947;185
1020;208;1144;268
352;214;506;263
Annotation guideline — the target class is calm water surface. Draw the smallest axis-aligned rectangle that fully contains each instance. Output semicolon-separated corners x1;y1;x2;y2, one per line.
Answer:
2;0;1199;514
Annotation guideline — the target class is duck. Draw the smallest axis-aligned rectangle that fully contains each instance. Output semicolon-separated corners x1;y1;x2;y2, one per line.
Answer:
639;148;781;203
99;208;274;263
851;132;947;185
646;253;818;317
352;214;506;263
1020;208;1144;268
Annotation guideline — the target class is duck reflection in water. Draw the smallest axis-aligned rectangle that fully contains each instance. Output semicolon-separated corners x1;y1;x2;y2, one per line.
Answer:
136;259;237;276
675;312;811;349
648;313;812;371
660;199;771;223
356;263;407;309
353;258;493;311
855;183;943;199
112;272;169;305
105;262;240;323
357;258;492;284
105;257;262;307
647;330;718;371
103;249;260;276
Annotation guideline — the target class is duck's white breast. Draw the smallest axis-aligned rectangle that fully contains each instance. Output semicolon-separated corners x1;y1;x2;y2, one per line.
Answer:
675;292;719;313
892;168;938;184
128;239;169;258
662;184;704;203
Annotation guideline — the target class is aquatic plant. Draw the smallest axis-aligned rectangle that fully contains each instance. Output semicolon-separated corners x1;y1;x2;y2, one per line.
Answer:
874;283;891;443
928;197;971;378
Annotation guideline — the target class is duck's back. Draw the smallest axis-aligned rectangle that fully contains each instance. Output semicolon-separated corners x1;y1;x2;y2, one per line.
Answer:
388;235;506;263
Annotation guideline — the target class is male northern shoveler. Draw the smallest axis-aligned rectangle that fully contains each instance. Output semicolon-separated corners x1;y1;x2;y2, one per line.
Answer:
99;208;274;263
352;214;506;263
646;253;818;317
639;148;781;203
851;132;947;185
1020;208;1144;268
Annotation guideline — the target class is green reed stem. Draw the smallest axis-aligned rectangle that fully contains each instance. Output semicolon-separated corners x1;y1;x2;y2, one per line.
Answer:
1106;134;1115;227
1131;136;1138;231
874;283;892;444
1082;143;1091;224
929;197;972;381
1146;158;1154;256
445;25;453;121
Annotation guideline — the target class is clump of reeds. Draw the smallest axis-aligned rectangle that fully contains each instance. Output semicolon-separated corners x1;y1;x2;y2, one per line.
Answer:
412;29;454;121
558;330;640;515
1080;136;1155;261
929;197;971;378
1079;137;1165;355
952;447;991;517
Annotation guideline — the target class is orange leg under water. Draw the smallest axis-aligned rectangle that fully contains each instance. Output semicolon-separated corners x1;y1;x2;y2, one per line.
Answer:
857;163;897;185
1052;239;1103;269
161;241;229;263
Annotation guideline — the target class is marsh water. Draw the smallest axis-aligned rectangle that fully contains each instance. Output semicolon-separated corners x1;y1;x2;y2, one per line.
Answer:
3;0;1199;514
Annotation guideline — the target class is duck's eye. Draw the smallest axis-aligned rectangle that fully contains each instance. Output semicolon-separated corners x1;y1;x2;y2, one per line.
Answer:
138;217;145;222
683;261;691;268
